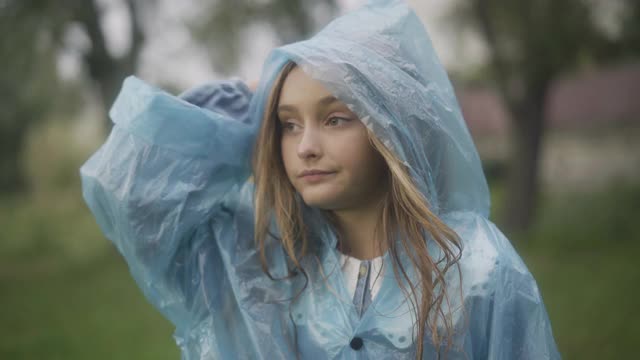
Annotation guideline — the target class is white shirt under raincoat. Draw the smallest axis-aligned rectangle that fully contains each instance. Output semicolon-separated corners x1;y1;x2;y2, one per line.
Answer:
80;0;561;358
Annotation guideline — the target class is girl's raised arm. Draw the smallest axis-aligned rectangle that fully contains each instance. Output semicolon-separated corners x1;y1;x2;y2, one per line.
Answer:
79;76;255;329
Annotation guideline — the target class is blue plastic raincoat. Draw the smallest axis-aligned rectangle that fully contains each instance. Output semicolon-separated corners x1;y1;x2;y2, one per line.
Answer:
80;0;560;358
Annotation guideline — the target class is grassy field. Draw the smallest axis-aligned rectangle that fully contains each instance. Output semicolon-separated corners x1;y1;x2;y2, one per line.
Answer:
512;182;640;359
1;179;638;359
0;188;178;359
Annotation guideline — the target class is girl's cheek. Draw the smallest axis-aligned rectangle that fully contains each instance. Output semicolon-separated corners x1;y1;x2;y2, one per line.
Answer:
280;146;296;174
336;141;370;169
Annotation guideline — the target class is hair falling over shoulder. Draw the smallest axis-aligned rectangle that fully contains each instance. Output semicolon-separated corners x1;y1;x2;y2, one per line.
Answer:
252;61;466;359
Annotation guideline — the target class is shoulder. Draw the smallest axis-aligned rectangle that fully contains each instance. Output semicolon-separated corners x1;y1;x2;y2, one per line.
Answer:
442;212;560;359
442;211;540;300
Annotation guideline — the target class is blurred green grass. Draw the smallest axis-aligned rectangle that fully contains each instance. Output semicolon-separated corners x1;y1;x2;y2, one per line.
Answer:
510;181;640;359
1;120;179;359
0;190;179;359
1;171;638;358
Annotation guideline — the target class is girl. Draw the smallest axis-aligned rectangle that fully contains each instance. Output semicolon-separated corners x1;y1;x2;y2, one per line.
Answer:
80;0;560;359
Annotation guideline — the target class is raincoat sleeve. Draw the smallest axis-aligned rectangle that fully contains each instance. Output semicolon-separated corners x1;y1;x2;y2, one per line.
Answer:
79;76;255;328
468;218;560;359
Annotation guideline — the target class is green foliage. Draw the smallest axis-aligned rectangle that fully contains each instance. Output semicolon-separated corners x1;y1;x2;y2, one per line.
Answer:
0;0;340;194
0;1;81;192
0;118;105;262
620;2;640;53
451;0;639;86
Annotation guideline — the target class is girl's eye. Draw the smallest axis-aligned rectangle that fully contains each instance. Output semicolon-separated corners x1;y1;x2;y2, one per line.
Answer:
326;116;351;126
281;121;299;132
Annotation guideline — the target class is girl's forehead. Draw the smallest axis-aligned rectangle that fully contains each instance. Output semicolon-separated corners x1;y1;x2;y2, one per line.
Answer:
278;67;338;108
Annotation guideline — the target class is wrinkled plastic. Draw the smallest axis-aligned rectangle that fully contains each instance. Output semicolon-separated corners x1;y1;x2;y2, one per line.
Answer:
80;0;560;358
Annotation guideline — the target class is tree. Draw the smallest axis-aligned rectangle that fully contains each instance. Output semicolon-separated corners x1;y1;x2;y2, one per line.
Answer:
452;0;639;232
0;0;338;195
71;0;146;132
0;1;69;192
190;0;338;74
0;0;149;194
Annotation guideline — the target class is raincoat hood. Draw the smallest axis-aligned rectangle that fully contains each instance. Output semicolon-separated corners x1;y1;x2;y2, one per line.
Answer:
79;0;560;358
250;0;490;219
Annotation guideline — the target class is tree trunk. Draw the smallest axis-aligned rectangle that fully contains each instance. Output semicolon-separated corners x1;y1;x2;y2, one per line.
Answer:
95;67;129;133
503;87;548;232
0;122;29;194
75;0;143;135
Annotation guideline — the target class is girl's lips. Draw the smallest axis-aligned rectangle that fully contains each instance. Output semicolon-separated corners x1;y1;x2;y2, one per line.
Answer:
300;172;336;182
298;169;335;177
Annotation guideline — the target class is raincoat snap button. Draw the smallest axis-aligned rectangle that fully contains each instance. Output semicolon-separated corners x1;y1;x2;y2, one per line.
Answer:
359;265;367;276
350;337;363;350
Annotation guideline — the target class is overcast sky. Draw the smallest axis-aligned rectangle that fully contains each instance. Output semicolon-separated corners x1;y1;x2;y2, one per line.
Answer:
59;0;489;90
60;0;623;91
140;0;486;88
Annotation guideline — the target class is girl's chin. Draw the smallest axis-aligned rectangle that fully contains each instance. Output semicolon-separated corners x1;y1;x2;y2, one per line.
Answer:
299;189;345;210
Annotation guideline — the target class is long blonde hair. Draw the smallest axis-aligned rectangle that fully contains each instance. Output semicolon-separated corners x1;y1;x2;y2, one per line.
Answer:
253;61;464;359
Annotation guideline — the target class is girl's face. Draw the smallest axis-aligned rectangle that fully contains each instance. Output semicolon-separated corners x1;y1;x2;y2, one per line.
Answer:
278;67;387;210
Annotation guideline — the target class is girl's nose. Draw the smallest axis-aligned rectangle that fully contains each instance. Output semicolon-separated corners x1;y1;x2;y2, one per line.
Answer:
297;127;323;160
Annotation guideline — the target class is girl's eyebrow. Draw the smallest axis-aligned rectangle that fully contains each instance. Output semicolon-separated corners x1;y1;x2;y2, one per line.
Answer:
277;95;340;113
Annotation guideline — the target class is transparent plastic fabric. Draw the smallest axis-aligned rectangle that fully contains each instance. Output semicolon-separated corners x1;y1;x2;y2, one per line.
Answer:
80;0;560;359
